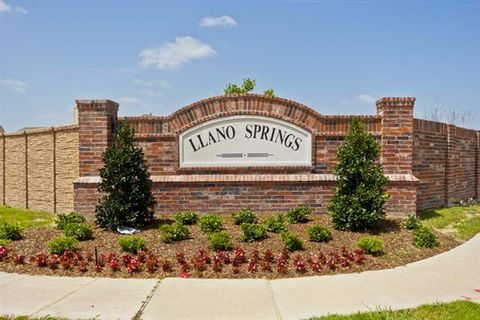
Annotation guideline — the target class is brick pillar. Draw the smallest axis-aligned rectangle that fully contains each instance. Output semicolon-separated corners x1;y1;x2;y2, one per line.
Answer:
376;97;416;216
445;124;457;206
376;97;415;175
76;99;118;177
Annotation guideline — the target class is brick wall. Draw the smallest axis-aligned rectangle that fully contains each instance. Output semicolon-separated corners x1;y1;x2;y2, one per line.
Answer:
0;126;79;213
413;119;479;210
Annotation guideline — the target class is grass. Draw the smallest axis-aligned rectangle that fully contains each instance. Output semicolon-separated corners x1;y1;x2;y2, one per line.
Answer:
419;204;480;240
312;300;480;320
0;206;55;229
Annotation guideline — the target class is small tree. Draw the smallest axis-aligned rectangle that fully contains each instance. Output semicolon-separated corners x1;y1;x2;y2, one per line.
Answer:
95;122;156;230
328;118;389;231
224;78;275;97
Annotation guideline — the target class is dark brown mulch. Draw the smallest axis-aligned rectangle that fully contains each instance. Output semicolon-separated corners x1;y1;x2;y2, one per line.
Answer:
0;214;460;279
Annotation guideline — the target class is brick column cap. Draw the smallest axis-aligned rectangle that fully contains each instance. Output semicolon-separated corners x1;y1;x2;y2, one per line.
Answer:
376;97;415;107
75;99;119;110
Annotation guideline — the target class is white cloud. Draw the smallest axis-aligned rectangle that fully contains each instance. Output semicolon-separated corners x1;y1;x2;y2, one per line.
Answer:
0;1;11;13
0;79;28;94
199;15;237;27
15;6;27;14
0;1;27;14
139;36;216;70
354;94;376;103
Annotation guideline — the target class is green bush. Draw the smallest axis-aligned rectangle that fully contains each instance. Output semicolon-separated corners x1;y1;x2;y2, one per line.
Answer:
413;226;438;248
160;222;190;243
357;236;384;255
328;118;389;231
0;222;22;240
174;211;198;225
282;231;304;251
48;236;78;254
199;214;223;233
55;212;86;230
95;122;156;230
404;214;421;230
308;225;332;242
63;223;93;241
118;235;147;253
241;223;267;242
208;231;233;251
263;214;287;233
232;209;257;225
0;239;11;246
286;205;310;224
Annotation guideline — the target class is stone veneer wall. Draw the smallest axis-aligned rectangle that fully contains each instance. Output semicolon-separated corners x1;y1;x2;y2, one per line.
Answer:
0;126;79;213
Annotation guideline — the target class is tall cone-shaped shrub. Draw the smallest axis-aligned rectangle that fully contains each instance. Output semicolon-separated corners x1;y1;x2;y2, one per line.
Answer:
328;118;389;231
95;122;156;230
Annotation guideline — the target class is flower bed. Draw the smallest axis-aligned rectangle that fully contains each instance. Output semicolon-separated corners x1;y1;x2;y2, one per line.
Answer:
0;213;459;279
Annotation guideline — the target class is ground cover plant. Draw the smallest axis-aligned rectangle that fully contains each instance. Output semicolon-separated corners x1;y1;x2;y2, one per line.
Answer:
0;206;54;229
310;300;480;320
0;207;464;279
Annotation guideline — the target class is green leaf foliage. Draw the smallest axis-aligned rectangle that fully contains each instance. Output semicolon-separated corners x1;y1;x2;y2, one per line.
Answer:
118;235;147;253
55;212;86;230
48;236;78;254
232;209;257;225
174;211;198;225
208;231;233;251
328;118;389;231
199;214;223;233
95;122;156;230
263;214;287;233
357;236;384;255
286;205;310;224
413;226;438;248
282;231;304;251
403;214;421;230
241;223;268;242
160;222;190;243
308;225;332;242
62;223;93;241
0;222;22;240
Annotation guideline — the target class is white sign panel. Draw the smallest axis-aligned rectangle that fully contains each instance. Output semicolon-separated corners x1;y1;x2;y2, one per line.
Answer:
179;115;312;167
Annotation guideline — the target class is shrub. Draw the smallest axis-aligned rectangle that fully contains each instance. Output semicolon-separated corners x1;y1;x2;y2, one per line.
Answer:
282;231;304;251
0;239;11;246
118;235;147;253
241;223;267;242
63;223;93;241
404;214;421;230
95;122;156;230
0;222;22;240
328;118;389;231
357;236;384;255
160;222;190;243
199;214;223;233
174;211;198;225
286;205;310;224
413;226;438;248
55;212;86;230
263;214;287;233
232;209;257;225
48;236;78;254
308;225;332;242
208;231;233;251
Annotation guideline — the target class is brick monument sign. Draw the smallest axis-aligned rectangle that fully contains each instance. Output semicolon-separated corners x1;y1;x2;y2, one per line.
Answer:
1;95;479;217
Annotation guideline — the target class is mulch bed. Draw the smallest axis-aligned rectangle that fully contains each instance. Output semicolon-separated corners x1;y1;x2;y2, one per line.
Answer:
0;214;460;279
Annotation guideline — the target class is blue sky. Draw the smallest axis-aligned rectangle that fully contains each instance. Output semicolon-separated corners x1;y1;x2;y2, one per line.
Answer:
1;0;479;131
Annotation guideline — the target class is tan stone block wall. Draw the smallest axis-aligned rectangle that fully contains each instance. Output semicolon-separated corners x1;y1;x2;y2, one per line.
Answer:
28;132;54;212
55;129;79;213
1;126;79;213
5;135;27;208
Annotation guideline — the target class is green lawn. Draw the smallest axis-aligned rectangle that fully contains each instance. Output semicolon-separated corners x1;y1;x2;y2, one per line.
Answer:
312;300;480;320
0;206;55;229
419;204;480;240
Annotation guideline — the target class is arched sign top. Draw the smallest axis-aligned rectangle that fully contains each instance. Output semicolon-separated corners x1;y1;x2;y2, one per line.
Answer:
179;115;312;168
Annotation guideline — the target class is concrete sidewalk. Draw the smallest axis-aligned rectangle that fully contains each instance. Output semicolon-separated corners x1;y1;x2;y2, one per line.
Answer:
1;234;480;320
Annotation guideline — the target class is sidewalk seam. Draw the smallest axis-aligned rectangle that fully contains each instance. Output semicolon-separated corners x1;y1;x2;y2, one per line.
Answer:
267;280;283;320
29;278;99;318
134;279;162;319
